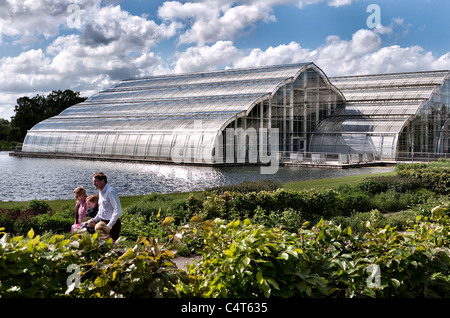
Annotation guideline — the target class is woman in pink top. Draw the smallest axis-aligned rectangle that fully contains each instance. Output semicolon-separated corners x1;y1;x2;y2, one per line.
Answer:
71;186;87;233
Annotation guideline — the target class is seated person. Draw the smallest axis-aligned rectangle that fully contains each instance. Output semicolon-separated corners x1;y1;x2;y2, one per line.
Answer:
78;195;100;234
86;195;99;218
95;221;115;242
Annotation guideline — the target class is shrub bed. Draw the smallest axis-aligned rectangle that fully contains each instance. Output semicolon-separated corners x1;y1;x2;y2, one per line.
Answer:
0;200;72;236
186;188;343;224
0;227;185;298
177;214;450;298
396;159;450;194
2;212;449;298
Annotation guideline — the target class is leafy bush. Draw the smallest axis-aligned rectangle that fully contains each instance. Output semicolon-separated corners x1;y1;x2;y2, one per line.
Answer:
370;190;416;213
125;193;187;223
2;206;449;298
0;207;40;235
206;179;281;194
396;160;450;194
332;210;387;235
122;193;187;239
0;200;72;236
176;219;326;298
186;188;342;224
338;189;373;214
177;213;450;298
32;212;73;234
27;199;52;214
0;228;113;297
358;178;386;194
0;226;187;298
365;176;422;193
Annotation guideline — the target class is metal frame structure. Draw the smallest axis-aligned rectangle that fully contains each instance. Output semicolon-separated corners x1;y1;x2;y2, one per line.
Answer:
310;70;450;160
20;64;450;164
21;63;345;164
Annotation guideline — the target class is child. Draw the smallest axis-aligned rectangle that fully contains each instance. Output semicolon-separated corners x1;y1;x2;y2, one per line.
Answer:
71;186;87;233
95;221;115;242
86;195;99;218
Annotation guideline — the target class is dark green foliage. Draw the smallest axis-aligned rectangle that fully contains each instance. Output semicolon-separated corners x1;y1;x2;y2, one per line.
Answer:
363;175;422;193
8;90;87;141
0;200;72;236
206;179;281;193
177;215;450;298
0;228;186;298
121;193;187;240
396;159;450;194
1;160;450;298
186;188;342;225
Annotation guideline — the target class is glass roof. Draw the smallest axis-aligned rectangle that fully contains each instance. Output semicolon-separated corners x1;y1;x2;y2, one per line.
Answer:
331;70;450;117
311;70;450;158
113;63;309;91
55;63;314;131
26;63;316;158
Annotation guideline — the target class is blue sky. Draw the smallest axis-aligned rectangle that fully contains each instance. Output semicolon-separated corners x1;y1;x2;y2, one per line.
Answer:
0;0;449;120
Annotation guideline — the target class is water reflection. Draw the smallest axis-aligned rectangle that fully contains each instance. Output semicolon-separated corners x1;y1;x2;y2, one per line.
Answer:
0;152;394;202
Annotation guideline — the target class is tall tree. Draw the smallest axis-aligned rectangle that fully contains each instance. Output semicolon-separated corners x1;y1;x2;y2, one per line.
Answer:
9;90;87;142
0;118;10;140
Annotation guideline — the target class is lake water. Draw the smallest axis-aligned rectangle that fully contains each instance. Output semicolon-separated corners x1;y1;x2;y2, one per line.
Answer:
0;151;395;202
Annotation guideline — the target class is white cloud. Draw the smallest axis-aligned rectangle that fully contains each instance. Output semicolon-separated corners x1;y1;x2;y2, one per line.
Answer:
234;41;310;68
174;41;241;73
232;29;450;77
0;0;100;43
0;1;178;119
158;0;276;45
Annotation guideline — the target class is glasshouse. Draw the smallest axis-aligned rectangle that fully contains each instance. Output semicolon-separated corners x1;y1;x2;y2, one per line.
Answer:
17;63;450;166
310;70;450;161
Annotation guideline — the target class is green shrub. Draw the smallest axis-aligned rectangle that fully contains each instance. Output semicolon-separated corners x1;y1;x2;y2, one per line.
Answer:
0;227;186;298
0;199;56;236
187;188;342;224
125;193;187;224
332;210;387;234
366;176;422;193
339;190;373;214
383;210;417;231
32;212;72;234
206;179;281;193
27;199;52;214
396;160;450;194
2;206;449;298
358;178;386;194
370;190;412;213
177;214;450;298
251;206;304;232
121;210;166;240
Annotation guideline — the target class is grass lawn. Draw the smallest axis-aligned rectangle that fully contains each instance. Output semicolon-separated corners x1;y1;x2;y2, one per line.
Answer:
0;170;396;212
282;170;396;191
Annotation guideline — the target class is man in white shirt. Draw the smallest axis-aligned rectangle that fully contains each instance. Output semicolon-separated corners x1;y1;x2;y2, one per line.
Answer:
88;172;122;240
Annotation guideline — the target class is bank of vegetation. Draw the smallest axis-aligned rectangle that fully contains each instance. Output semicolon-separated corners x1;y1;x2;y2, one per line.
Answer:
0;159;449;297
0;90;87;149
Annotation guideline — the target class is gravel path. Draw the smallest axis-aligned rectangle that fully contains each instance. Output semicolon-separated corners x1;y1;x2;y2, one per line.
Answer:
173;255;202;271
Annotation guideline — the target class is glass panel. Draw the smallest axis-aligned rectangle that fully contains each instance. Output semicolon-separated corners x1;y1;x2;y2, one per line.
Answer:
159;134;175;158
148;134;162;157
103;134;117;155
135;135;149;157
124;135;139;156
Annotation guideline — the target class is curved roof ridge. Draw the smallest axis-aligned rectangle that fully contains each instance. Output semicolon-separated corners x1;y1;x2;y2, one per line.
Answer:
121;62;313;82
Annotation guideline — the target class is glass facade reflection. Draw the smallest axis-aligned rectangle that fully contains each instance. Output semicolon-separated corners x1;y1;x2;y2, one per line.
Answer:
22;63;345;164
21;64;450;164
310;70;450;160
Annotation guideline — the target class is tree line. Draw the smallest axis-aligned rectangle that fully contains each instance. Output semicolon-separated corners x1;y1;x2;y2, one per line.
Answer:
0;90;87;149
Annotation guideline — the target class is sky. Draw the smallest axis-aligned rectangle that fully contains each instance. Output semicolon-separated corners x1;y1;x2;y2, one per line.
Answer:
1;0;449;120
